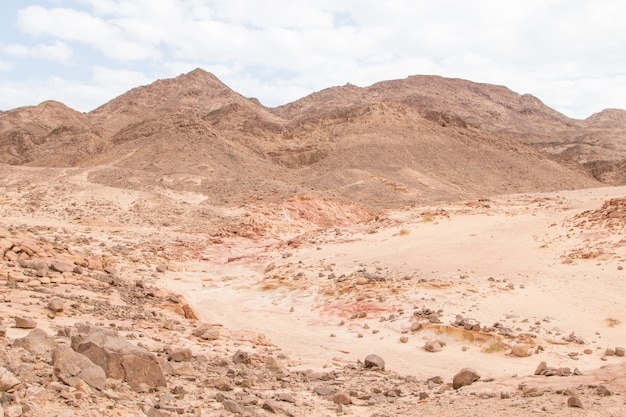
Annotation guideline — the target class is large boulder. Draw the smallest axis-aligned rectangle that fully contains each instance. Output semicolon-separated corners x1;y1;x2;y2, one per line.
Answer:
53;346;106;390
13;328;58;363
452;368;480;389
71;326;166;391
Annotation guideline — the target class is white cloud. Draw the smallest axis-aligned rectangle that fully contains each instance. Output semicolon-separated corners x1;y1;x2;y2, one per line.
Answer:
17;5;160;61
1;40;73;62
3;0;626;117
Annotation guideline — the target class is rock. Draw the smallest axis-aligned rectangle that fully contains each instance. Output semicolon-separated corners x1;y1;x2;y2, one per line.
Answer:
222;399;245;415
534;361;547;375
596;385;611;396
213;376;234;391
156;264;167;273
14;316;37;329
266;357;288;374
71;326;166;391
567;396;583;408
147;407;173;417
232;350;251;365
615;347;625;357
13;328;58;362
52;346;106;391
332;392;351;405
410;321;422;331
523;387;544;397
169;348;192;362
363;354;385;370
314;386;336;396
399;336;409;343
49;261;74;273
262;399;282;414
605;348;615;356
510;344;530;357
452;368;480;389
0;367;20;391
48;298;65;313
424;340;443;352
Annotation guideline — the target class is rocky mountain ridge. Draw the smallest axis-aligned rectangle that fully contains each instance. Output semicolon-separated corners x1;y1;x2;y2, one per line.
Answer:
1;69;624;214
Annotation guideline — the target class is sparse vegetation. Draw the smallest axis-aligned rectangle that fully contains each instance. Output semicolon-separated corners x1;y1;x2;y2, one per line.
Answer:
606;317;622;327
482;338;508;354
398;228;410;236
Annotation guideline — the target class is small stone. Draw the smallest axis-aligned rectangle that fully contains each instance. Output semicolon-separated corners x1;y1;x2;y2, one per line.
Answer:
567;396;583;408
213;376;234;391
605;348;615;356
399;336;408;343
0;367;20;391
222;399;245;415
596;385;611;396
424;340;443;352
410;321;422;331
262;399;281;414
419;392;429;400
232;350;251;365
169;348;192;362
452;368;480;389
615;347;625;357
332;392;351;405
534;361;547;376
363;354;385;370
156;265;167;273
14;316;37;329
48;298;64;313
510;344;530;357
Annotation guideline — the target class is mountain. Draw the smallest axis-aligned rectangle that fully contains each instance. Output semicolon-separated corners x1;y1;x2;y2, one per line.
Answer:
0;69;623;213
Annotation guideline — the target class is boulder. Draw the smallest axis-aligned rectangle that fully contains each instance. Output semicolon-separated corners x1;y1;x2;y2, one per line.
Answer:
71;326;166;391
48;298;65;313
0;367;20;391
13;328;58;363
52;346;106;390
169;348;192;362
363;354;385;370
424;340;443;352
14;316;37;329
567;396;583;408
452;368;480;389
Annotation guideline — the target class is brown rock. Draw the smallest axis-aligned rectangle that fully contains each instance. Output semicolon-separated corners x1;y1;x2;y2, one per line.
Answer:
534;361;547;375
363;354;385;370
615;347;625;357
262;399;282;414
424;340;443;352
222;399;245;415
13;328;58;362
332;392;352;405
232;350;251;365
49;261;74;273
52;346;106;391
48;298;65;313
0;367;20;391
567;396;583;408
14;316;37;329
72;326;166;391
596;385;611;396
169;348;192;362
452;368;480;389
213;376;234;391
510;344;530;357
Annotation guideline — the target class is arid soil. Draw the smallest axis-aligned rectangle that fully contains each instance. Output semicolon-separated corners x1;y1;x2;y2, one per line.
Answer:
1;168;626;415
0;70;625;416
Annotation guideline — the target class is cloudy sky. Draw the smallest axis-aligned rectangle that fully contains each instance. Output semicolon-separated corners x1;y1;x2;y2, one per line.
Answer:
1;1;625;118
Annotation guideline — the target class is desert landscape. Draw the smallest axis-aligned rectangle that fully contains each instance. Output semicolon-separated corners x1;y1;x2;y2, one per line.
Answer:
0;69;626;416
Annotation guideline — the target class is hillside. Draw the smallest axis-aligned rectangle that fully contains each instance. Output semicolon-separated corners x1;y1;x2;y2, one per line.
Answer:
1;69;624;215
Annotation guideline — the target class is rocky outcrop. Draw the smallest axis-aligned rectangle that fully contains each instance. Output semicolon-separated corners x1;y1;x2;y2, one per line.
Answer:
71;326;166;391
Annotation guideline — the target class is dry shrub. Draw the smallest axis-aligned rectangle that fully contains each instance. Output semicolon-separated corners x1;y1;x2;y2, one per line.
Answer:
482;338;508;354
606;318;621;327
398;228;410;236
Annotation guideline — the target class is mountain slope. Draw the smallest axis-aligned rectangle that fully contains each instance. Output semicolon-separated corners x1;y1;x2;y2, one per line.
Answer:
0;69;622;213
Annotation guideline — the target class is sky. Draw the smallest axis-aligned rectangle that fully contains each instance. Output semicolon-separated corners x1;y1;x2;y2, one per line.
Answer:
1;1;625;119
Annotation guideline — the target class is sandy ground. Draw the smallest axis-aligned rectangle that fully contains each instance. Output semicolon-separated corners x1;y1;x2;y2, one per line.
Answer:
2;164;626;414
151;186;626;391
